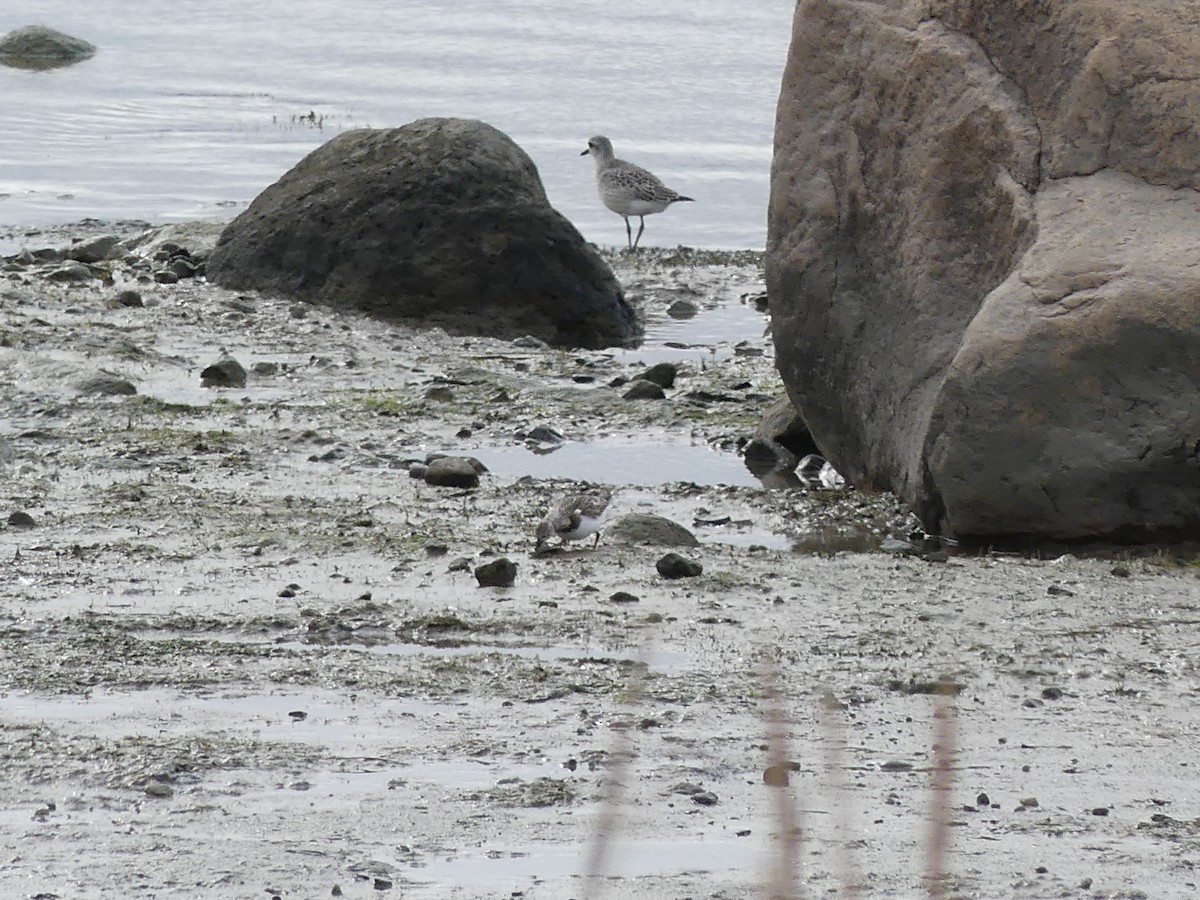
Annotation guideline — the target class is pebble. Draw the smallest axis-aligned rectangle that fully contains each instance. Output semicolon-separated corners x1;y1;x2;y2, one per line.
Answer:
656;553;702;579
114;289;143;307
475;557;516;587
200;355;247;388
67;234;121;263
75;373;137;396
143;782;173;799
7;511;36;529
424;456;481;488
622;379;666;400
609;591;639;604
45;262;94;282
666;299;698;318
638;362;678;389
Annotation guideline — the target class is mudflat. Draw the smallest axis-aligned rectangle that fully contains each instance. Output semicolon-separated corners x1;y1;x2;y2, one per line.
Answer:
1;226;1198;898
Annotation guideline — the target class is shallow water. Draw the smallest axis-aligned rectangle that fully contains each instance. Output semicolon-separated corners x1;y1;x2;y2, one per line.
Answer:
0;1;794;249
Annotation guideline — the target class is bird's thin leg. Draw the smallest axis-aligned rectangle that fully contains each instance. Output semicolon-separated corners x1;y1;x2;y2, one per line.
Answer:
592;532;601;549
633;216;645;250
623;216;633;249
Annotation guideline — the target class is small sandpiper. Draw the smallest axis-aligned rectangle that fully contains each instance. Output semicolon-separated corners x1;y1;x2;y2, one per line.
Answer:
581;135;694;250
535;487;613;552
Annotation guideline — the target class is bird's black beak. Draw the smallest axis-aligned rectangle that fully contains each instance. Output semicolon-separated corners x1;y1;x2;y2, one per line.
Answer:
580;148;590;156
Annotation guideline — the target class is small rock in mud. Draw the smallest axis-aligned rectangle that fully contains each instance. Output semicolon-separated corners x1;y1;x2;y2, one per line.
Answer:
114;288;143;307
976;792;990;807
1111;565;1132;577
622;379;666;400
638;362;678;389
609;590;639;604
67;234;122;263
75;373;137;396
144;782;173;799
1018;796;1040;809
7;511;36;529
1041;687;1064;700
606;514;698;547
525;424;564;444
691;790;719;806
475;557;517;587
656;552;702;579
1092;806;1110;816
424;385;455;402
200;355;247;388
448;556;472;572
667;299;699;319
45;261;94;283
424;456;481;488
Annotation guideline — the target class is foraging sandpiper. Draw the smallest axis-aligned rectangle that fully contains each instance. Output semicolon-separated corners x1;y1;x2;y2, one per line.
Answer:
535;487;613;551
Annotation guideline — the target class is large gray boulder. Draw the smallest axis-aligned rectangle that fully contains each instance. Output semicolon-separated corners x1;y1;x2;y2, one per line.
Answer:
208;118;639;349
766;0;1200;542
0;25;95;70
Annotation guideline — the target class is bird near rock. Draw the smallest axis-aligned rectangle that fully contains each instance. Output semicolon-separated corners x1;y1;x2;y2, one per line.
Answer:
582;135;693;250
535;487;613;552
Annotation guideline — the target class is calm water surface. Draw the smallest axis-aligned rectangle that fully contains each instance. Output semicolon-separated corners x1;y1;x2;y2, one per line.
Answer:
0;2;794;249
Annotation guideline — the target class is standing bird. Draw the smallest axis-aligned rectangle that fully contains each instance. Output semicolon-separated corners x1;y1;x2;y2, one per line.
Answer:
535;487;613;552
581;135;694;250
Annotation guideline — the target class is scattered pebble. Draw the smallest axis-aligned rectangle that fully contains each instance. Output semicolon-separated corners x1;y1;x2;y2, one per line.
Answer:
114;288;143;307
200;355;247;388
622;379;666;400
656;552;702;579
7;511;36;529
424;456;482;488
638;362;677;389
475;557;517;587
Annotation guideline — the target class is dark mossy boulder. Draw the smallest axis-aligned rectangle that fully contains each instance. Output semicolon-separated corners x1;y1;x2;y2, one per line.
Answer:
0;25;96;70
208;118;640;349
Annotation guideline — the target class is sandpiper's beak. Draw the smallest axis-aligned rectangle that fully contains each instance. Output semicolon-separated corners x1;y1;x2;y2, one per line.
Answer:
580;147;590;156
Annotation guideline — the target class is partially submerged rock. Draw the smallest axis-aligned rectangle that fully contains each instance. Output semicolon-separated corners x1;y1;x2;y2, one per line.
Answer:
0;25;96;70
605;514;698;547
208;118;640;349
767;0;1200;542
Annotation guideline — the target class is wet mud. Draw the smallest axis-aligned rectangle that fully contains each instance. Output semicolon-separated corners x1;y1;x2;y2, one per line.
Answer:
1;230;1199;898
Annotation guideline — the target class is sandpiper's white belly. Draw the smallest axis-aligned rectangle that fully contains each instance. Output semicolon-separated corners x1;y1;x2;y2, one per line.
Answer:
602;193;671;217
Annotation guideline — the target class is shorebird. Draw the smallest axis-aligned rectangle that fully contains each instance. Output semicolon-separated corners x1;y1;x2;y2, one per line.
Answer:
581;135;693;250
535;487;613;552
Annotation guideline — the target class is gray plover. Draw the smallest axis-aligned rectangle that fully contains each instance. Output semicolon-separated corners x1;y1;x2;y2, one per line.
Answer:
535;487;613;551
581;136;693;250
